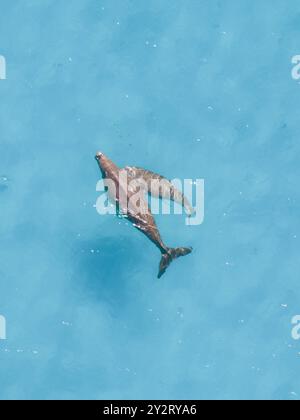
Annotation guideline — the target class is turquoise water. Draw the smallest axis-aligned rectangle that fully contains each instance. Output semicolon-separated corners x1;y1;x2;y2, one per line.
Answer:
1;0;300;400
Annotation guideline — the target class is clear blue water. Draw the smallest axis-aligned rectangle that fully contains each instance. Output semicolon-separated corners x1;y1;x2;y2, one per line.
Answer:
1;0;300;400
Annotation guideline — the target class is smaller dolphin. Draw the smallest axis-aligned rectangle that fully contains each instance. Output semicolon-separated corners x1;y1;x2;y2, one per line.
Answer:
95;152;193;278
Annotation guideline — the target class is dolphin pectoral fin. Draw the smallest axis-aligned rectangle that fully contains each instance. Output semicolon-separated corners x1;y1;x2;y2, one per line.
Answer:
124;166;146;180
124;166;163;187
124;167;194;216
158;247;193;278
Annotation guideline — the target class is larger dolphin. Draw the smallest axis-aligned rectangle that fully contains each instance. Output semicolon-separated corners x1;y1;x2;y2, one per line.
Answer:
95;152;193;278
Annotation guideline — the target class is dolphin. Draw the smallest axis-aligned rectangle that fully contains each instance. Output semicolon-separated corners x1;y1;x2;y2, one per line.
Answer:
95;152;193;278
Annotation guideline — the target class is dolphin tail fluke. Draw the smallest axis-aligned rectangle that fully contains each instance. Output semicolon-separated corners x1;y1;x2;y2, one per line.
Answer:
158;247;192;279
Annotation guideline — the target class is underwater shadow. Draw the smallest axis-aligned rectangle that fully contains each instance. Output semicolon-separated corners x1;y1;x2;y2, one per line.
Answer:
74;234;147;311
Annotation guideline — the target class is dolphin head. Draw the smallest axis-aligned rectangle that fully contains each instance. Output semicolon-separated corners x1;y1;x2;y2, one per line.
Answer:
95;152;119;179
95;151;104;161
95;152;106;176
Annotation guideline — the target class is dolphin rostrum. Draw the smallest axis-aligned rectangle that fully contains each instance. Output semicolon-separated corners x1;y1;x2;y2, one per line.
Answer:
95;152;193;278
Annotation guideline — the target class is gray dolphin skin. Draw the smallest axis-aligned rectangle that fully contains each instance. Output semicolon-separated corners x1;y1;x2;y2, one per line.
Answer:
95;152;193;278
